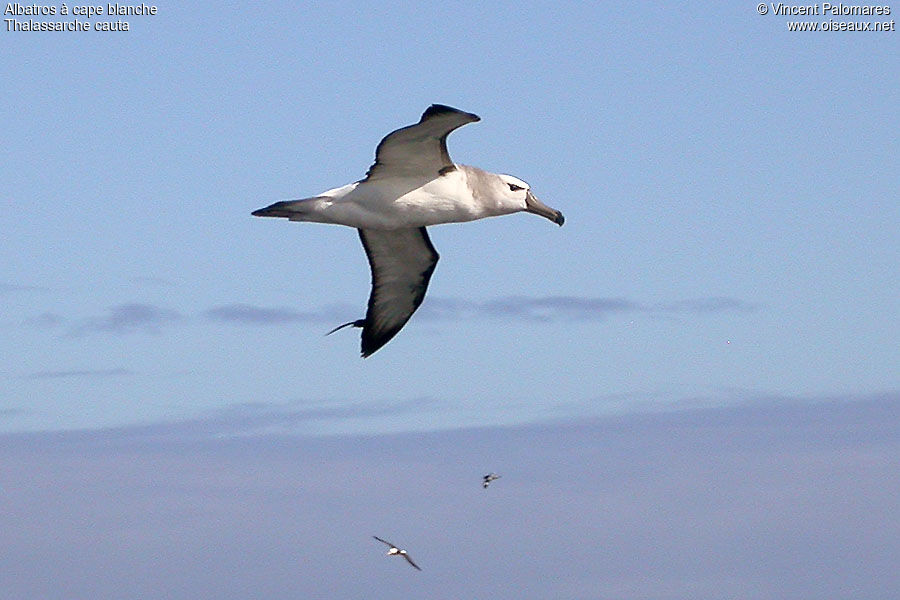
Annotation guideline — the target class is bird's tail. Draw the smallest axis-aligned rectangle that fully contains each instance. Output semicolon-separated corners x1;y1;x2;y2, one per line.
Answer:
326;319;365;336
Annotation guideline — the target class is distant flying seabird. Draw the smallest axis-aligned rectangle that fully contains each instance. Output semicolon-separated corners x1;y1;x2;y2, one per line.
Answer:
483;473;501;489
372;536;421;571
252;104;565;357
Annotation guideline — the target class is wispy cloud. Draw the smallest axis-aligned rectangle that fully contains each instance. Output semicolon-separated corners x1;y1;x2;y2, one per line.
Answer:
128;276;178;288
0;282;46;294
0;408;28;418
16;397;443;442
654;296;759;314
21;295;759;336
205;303;325;325
23;312;65;329
23;368;132;380
419;295;759;322
69;303;182;336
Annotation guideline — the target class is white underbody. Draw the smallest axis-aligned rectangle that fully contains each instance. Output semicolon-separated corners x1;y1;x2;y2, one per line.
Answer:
287;166;524;230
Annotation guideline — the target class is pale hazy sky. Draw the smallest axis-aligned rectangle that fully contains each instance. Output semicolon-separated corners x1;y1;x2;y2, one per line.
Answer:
2;395;898;599
1;2;898;598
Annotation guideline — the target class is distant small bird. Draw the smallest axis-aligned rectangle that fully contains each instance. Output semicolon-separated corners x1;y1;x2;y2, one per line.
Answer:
252;104;564;357
482;473;502;489
372;536;421;571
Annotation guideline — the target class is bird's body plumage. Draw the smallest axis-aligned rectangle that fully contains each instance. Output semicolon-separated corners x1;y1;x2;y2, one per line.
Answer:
262;166;524;230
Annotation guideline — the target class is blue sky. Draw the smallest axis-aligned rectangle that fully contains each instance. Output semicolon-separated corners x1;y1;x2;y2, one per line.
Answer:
1;2;898;597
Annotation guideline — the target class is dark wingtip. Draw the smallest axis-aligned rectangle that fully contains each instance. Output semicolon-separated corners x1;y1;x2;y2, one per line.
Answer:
555;212;565;226
360;330;398;358
423;104;480;122
360;338;381;359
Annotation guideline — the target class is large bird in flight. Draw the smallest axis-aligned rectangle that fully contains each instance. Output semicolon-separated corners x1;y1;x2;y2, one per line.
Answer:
253;104;564;357
372;536;421;571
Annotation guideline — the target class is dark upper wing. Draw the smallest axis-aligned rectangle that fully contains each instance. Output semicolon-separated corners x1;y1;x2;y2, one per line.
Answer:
403;553;422;571
363;104;480;181
373;536;395;547
356;228;439;357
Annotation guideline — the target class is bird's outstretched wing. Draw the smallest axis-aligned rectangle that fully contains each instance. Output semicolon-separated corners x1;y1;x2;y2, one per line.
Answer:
363;104;480;181
373;536;395;548
338;228;439;357
402;553;422;571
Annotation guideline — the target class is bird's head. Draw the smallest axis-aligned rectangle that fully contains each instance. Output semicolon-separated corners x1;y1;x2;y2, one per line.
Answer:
495;174;565;226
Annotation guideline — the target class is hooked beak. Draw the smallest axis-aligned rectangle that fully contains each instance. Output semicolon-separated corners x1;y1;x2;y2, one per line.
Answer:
252;200;296;218
524;190;564;226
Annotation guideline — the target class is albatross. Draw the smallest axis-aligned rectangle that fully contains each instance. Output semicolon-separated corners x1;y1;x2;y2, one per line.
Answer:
372;536;421;571
252;104;565;357
482;472;502;489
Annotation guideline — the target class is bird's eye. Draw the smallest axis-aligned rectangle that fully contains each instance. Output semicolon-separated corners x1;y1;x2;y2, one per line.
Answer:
508;183;524;192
